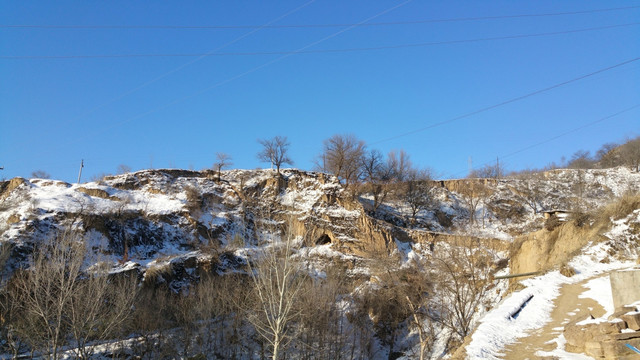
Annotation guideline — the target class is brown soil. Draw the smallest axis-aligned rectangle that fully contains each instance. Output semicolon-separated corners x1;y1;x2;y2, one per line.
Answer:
500;274;608;360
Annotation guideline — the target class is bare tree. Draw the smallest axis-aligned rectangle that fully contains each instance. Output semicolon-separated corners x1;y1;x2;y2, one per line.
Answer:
361;149;393;212
404;168;435;226
402;263;438;360
213;152;232;181
354;256;424;359
595;142;620;168
257;136;293;175
247;220;308;360
387;149;412;182
318;134;365;190
9;229;138;359
30;170;50;179
69;273;137;359
621;137;640;172
116;164;132;174
458;181;488;225
128;289;174;359
0;242;27;357
430;237;495;341
468;161;504;179
195;273;249;358
567;150;595;169
297;264;354;359
355;277;408;359
515;172;544;214
11;229;85;359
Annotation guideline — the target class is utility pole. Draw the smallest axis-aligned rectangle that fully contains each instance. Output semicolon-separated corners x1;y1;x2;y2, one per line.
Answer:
77;159;84;183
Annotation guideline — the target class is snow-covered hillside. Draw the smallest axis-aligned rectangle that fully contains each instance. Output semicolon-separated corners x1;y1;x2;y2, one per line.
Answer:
0;166;638;359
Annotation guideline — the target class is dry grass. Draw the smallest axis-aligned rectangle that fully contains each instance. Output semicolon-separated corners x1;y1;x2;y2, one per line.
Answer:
143;259;173;285
596;191;640;222
184;185;203;216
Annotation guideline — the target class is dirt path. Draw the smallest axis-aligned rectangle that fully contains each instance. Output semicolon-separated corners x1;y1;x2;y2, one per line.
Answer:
499;274;608;360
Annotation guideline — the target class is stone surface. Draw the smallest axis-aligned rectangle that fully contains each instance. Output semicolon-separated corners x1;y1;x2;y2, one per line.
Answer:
6;213;20;224
610;269;640;311
609;306;638;321
77;187;118;200
564;320;627;353
602;336;640;360
621;312;640;331
584;340;604;358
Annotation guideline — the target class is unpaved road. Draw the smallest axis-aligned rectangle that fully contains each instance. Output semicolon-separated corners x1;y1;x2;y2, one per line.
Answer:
499;274;608;360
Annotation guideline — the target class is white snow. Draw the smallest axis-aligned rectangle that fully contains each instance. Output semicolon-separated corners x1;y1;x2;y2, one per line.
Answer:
466;240;636;360
579;275;614;319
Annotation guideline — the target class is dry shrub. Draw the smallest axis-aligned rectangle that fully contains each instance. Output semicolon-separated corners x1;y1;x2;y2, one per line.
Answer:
488;199;526;222
571;212;592;228
435;210;453;228
184;185;203;216
544;216;562;231
559;264;576;277
598;192;640;222
144;261;173;286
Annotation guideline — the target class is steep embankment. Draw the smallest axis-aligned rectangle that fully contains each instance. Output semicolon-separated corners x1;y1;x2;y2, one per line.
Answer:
0;169;409;284
462;192;640;360
510;191;640;276
510;223;605;276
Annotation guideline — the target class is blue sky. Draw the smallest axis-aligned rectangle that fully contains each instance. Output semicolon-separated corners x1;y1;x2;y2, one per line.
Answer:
1;1;639;182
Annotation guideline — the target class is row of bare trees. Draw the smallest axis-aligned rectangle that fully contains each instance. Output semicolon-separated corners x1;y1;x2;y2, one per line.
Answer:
315;134;437;224
352;236;498;360
1;229;137;359
0;219;498;359
559;136;640;171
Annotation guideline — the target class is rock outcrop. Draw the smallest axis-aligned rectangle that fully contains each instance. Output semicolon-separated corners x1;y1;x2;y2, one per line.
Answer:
565;309;640;359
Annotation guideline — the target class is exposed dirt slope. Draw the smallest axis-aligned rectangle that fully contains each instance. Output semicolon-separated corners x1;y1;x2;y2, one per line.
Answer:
510;222;606;276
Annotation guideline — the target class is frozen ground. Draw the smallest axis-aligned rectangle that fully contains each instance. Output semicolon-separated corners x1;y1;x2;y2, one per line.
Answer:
466;242;636;360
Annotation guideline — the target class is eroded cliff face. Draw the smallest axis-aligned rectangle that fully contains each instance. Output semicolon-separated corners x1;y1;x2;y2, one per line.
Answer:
0;169;410;276
510;221;613;277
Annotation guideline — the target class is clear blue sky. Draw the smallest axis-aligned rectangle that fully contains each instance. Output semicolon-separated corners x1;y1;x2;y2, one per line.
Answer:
1;1;639;182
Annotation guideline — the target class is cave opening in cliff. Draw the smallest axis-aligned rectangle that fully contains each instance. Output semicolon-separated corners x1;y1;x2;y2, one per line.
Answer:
315;234;332;245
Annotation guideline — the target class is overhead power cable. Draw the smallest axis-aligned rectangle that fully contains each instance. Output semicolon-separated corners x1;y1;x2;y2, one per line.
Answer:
3;22;638;60
371;56;640;146
45;0;317;130
34;0;414;155
500;104;640;161
454;103;640;177
2;5;638;29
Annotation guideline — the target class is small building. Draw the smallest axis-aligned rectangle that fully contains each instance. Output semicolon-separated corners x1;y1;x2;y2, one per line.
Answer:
542;209;572;221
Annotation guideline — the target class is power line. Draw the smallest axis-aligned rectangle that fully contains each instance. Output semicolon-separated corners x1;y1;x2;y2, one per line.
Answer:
500;104;640;162
454;103;640;177
2;5;638;29
35;0;317;132
371;56;640;146
3;22;638;60
30;0;414;156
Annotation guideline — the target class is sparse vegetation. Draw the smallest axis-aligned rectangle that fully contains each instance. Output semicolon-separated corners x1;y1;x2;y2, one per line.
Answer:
30;170;50;179
257;136;293;175
596;191;640;222
184;184;203;217
1;137;639;359
116;164;132;174
317;133;365;191
213;152;232;181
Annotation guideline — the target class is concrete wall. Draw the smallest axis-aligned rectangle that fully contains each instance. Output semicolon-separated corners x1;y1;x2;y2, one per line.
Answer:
610;268;640;310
